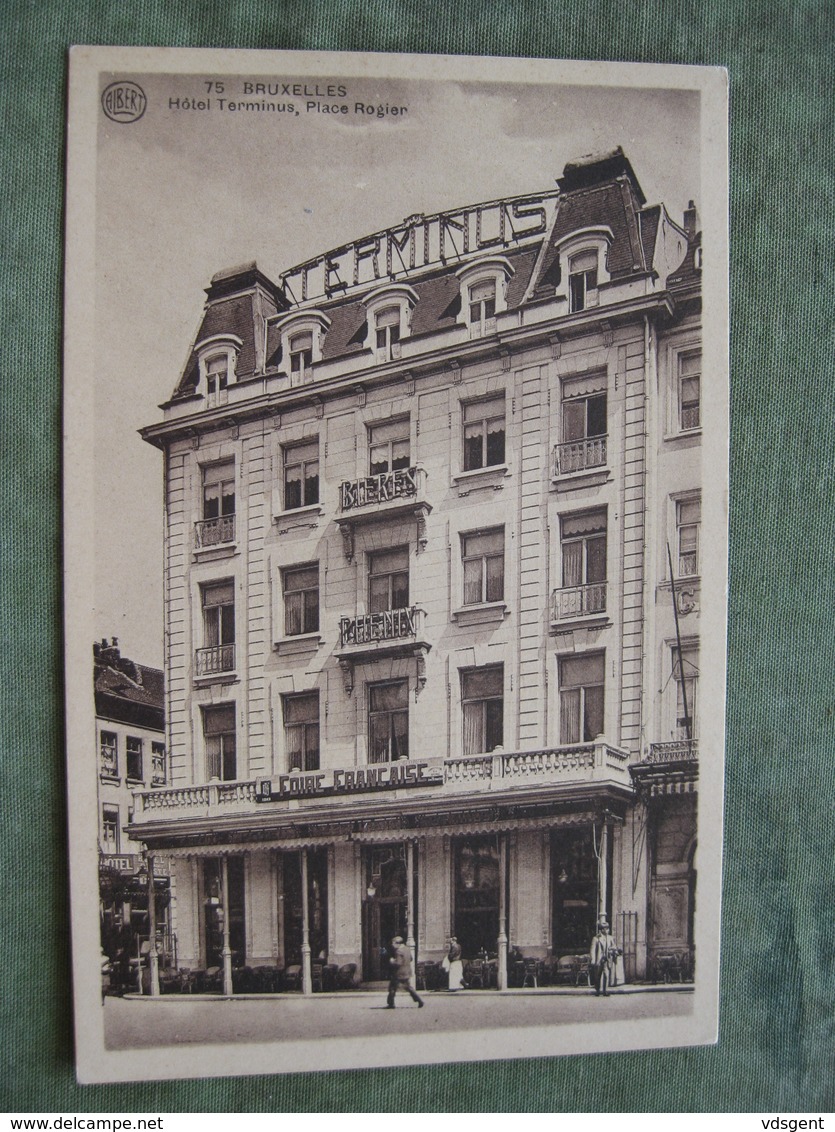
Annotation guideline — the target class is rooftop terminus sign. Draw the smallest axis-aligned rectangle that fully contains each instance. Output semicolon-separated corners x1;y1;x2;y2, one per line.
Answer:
279;191;559;303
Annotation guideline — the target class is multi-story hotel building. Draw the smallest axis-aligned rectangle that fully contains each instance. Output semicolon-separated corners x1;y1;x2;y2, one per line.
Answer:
132;147;702;994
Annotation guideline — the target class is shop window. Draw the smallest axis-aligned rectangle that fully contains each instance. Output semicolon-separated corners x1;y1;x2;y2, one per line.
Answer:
462;396;506;471
283;440;319;510
454;838;500;959
282;849;329;966
203;703;237;781
199;580;235;674
559;653;605;744
557;374;607;473
559;511;607;617
462;528;504;605
289;331;313;382
100;730;118;778
672;644;699;740
203;856;245;969
461;665;504;755
102;806;120;854
151;741;166;786
374;306;402;362
368;680;409;764
676;497;701;577
126;736;143;782
568;250;598;312
368;547;409;613
197;460;235;547
551;827;600;954
678;350;701;431
369;418;410;476
283;564;319;636
283;692;320;772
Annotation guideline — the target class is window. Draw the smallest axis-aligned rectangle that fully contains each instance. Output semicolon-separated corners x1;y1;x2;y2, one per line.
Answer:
468;279;496;336
283;440;319;510
289;331;313;382
374;306;401;361
559;653;605;744
463;396;506;471
102;807;120;854
559;511;607;616
676;497;701;576
678;350;701;430
461;666;504;755
558;374;607;473
368;680;409;763
283;564;319;635
151;741;166;786
368;547;409;613
126;736;143;781
100;731;118;777
203;703;236;781
462;528;504;605
369;419;410;476
453;838;500;959
568;250;598;312
206;354;229;396
198;461;235;547
200;580;235;673
672;645;699;740
283;693;320;772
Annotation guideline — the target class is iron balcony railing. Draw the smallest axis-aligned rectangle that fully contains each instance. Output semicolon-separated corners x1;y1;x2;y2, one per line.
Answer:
647;739;698;763
553;436;607;475
195;644;236;676
195;514;236;548
339;606;423;648
340;466;420;512
552;582;607;620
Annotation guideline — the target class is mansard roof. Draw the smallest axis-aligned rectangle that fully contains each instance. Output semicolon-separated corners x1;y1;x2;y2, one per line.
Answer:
94;640;164;732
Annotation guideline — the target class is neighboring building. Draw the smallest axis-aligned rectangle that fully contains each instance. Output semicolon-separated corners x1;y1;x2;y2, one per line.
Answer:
132;147;702;992
95;638;171;973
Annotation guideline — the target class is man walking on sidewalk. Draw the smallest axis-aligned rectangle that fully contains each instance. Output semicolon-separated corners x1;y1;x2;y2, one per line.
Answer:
387;935;424;1008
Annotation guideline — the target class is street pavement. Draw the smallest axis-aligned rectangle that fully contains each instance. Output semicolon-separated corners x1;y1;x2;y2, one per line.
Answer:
104;985;693;1049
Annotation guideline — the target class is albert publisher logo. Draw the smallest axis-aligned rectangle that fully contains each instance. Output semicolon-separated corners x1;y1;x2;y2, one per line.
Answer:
101;80;147;123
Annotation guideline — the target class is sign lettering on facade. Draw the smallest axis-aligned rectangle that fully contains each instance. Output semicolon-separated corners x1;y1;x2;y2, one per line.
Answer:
256;759;444;801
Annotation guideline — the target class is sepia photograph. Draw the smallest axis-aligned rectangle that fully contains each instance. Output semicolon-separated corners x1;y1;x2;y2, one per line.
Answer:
63;46;728;1083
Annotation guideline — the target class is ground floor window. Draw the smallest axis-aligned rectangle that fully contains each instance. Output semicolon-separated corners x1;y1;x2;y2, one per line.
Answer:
281;849;329;967
203;857;246;970
453;837;502;960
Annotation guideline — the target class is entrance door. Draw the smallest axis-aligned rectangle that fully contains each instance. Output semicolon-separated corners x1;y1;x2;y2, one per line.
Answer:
361;845;412;981
453;837;501;960
551;828;599;956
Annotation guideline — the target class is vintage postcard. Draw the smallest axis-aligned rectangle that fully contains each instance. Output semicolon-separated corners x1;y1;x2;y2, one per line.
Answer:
64;46;728;1083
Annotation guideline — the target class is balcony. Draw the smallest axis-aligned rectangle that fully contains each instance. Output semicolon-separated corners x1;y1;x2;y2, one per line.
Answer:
553;436;607;476
551;582;607;622
336;466;431;560
195;514;236;549
631;739;698;797
338;606;426;652
646;739;698;764
130;741;633;829
195;644;236;678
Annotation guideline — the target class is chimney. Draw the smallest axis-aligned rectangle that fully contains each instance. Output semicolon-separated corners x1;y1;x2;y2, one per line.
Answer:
683;200;700;238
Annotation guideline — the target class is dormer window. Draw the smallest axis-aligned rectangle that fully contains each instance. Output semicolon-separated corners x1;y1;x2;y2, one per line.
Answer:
456;256;513;340
289;331;313;381
363;284;417;365
196;335;242;408
374;306;402;362
568;251;598;312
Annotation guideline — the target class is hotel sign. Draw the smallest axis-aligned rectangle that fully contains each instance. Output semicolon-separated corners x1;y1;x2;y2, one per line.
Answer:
279;191;559;303
256;760;444;802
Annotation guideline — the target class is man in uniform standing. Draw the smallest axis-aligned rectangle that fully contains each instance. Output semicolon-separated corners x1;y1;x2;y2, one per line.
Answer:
386;934;424;1008
590;916;616;996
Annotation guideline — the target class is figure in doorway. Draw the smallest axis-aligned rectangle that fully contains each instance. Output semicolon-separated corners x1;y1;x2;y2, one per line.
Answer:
386;935;424;1008
444;935;464;991
590;916;617;996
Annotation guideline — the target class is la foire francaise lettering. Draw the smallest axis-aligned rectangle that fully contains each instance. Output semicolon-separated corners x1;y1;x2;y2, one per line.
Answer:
257;760;444;802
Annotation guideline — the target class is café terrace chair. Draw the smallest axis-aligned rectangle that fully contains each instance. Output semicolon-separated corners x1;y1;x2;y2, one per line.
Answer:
521;957;540;988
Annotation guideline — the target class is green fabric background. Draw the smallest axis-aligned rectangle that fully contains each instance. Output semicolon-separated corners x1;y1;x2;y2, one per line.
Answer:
2;0;833;1113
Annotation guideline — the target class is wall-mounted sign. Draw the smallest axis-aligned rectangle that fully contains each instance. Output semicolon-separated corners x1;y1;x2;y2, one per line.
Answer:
256;759;444;802
279;192;559;303
99;854;138;872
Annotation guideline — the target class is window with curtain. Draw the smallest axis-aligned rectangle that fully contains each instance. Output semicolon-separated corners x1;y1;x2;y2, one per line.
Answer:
100;730;118;777
559;653;605;744
678;350;701;431
368;547;409;613
462;396;505;471
126;736;143;781
289;331;313;378
568;250;598;312
462;528;504;604
374;306;402;360
461;666;504;755
283;692;320;771
203;703;237;780
368;680;409;763
468;279;497;336
368;418;410;476
559;510;607;615
676;497;701;576
283;564;319;635
202;580;235;647
283;440;319;510
102;807;119;854
672;644;699;739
